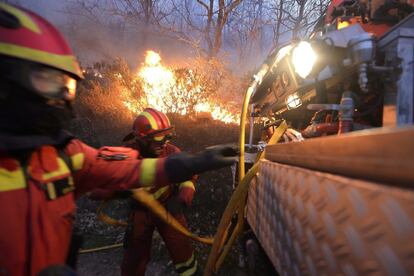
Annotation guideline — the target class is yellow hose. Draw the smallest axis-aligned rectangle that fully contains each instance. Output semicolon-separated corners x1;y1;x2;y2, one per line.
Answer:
131;189;214;244
204;121;287;276
204;163;259;276
96;201;128;227
79;243;124;254
221;60;282;275
238;63;270;182
238;86;253;181
85;188;212;254
95;189;213;245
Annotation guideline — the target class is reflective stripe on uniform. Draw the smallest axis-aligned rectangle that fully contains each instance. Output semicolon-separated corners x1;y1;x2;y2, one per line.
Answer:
0;166;26;192
0;3;41;33
46;182;57;199
178;181;195;190
139;158;158;187
175;253;198;276
71;153;84;170
0;151;78;193
42;158;70;181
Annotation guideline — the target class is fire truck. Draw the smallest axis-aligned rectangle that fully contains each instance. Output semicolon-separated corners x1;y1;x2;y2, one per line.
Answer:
205;1;414;275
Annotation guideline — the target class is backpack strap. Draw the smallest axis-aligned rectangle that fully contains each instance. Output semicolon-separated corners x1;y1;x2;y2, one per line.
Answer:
58;148;74;173
43;147;75;200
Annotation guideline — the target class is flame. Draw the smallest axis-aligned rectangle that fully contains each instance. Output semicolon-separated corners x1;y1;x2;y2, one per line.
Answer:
138;51;175;110
145;50;162;66
128;50;239;124
194;102;239;124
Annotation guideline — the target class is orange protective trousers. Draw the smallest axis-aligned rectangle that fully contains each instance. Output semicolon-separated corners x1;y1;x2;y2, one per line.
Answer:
121;206;195;276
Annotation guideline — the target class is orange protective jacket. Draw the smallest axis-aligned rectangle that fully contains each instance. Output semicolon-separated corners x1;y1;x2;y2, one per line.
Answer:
0;139;170;276
90;143;196;202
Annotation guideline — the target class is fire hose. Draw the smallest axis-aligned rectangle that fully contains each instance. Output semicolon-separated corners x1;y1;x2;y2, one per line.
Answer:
203;121;287;275
202;55;287;275
79;189;214;254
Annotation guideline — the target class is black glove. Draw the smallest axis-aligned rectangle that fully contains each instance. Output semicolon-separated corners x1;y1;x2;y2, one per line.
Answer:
165;145;238;183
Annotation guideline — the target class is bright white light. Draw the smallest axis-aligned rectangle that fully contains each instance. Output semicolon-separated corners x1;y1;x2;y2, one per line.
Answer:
275;45;293;64
286;93;302;110
292;41;317;79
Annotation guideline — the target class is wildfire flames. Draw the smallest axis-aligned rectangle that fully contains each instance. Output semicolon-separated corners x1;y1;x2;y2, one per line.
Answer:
123;50;240;124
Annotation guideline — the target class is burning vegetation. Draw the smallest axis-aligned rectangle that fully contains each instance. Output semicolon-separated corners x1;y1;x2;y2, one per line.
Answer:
80;50;241;128
73;51;244;148
135;50;240;124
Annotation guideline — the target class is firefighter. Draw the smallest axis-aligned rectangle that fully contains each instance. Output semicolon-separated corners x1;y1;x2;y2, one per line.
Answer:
121;108;198;276
0;3;236;276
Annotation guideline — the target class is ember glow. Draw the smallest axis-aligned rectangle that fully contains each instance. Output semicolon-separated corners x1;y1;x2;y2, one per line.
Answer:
124;50;240;124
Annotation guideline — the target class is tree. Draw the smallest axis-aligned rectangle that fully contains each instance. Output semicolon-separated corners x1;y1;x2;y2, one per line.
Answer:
62;0;328;68
280;0;329;39
165;0;243;58
64;0;172;45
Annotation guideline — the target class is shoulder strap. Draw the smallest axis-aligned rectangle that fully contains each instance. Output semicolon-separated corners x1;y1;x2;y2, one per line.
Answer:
58;148;74;173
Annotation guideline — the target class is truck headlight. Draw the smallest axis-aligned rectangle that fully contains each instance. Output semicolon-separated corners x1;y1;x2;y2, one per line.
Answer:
292;41;317;79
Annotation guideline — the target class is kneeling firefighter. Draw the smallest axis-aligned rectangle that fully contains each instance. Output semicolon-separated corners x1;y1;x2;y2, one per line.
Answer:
0;3;237;276
123;108;198;276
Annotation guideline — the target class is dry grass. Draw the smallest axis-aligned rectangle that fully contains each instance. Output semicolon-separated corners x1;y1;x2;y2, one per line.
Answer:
70;58;241;149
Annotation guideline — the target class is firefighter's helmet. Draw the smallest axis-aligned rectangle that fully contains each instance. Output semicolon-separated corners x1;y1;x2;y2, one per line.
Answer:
133;108;174;142
0;3;83;101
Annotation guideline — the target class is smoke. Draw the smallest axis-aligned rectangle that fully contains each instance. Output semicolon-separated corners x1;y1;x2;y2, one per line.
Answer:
58;19;195;70
14;0;267;74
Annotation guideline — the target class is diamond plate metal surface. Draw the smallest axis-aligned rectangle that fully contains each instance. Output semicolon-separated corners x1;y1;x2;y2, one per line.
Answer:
247;160;414;275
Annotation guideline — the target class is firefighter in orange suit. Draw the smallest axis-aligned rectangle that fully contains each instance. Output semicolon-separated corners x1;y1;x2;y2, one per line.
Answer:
0;3;236;276
121;108;198;276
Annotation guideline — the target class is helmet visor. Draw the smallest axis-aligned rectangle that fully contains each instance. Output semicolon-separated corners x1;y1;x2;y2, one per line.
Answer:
29;67;77;101
153;133;173;143
146;128;175;143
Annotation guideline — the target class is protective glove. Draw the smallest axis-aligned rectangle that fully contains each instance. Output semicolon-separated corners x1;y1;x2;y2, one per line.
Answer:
165;145;238;183
178;186;195;207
